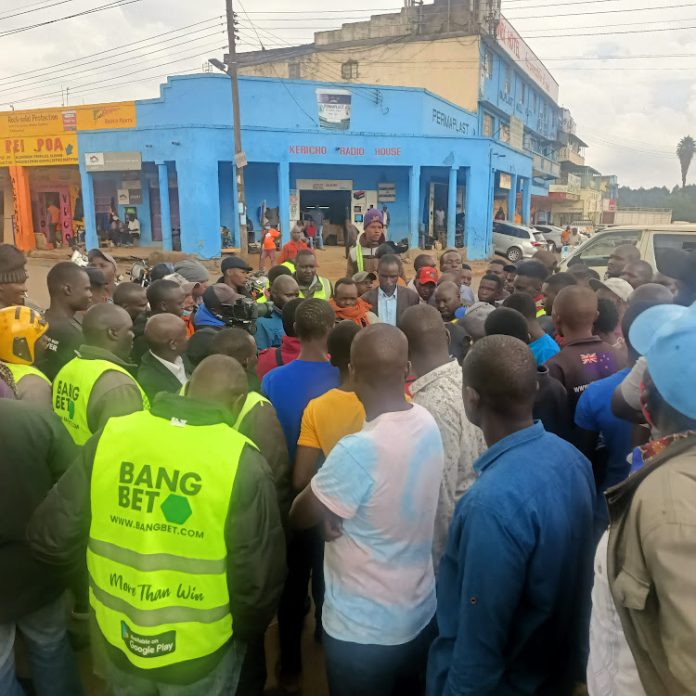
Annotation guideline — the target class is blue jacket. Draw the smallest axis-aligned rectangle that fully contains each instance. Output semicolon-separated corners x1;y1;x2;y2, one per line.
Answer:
255;308;285;351
427;422;595;696
193;303;224;329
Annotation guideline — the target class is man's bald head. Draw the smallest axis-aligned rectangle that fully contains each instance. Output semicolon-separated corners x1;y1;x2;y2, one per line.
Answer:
82;303;134;359
628;282;673;306
400;304;449;362
620;260;653;289
211;327;257;371
144;313;187;358
350;324;409;408
462;334;537;428
187;354;248;415
607;243;641;277
435;280;462;321
270;274;300;309
553;285;598;333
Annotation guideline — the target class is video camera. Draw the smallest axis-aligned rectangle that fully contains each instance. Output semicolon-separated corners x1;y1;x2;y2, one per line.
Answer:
215;297;274;335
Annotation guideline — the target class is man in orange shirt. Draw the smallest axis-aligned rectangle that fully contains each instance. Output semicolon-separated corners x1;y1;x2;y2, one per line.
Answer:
47;201;61;247
279;225;312;266
260;223;281;270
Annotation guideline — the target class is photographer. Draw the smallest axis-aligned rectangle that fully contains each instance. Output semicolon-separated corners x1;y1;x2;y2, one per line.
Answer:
220;255;253;296
193;283;271;336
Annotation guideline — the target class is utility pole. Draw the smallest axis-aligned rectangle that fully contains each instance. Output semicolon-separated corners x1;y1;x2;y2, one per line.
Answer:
225;0;247;250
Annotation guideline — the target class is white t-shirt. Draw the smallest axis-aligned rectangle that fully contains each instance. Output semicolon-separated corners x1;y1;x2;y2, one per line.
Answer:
128;219;141;235
312;403;444;645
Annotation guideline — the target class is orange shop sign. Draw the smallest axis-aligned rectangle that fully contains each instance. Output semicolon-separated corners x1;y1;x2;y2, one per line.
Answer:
0;134;78;167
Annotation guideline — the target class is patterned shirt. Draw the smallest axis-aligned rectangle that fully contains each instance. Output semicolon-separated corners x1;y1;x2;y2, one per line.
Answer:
410;359;486;569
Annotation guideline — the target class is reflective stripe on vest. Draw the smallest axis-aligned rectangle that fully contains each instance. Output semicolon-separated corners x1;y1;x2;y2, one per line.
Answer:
233;392;269;430
6;363;51;386
355;242;364;272
52;357;149;445
88;410;250;669
298;277;331;300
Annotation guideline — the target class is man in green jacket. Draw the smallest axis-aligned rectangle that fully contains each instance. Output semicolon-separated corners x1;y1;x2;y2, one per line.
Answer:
29;355;286;695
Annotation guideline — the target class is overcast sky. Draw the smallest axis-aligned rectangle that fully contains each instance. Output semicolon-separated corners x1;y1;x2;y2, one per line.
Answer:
1;0;694;188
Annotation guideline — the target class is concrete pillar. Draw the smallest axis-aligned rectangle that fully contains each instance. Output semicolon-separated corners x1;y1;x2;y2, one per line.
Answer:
446;166;458;249
157;162;172;252
230;163;241;248
79;165;98;251
218;162;237;247
278;159;290;244
521;177;531;225
138;170;153;246
465;164;493;259
508;173;518;221
409;165;421;249
176;159;220;258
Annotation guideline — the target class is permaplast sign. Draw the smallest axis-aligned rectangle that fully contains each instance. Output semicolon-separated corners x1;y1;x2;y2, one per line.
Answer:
431;108;472;136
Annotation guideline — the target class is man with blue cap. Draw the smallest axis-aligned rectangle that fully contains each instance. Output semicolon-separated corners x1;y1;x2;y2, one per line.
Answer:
607;300;696;695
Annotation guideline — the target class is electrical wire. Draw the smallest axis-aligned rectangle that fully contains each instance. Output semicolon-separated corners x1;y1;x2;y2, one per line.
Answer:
0;41;224;107
0;16;223;84
0;0;141;38
0;26;225;95
0;0;78;21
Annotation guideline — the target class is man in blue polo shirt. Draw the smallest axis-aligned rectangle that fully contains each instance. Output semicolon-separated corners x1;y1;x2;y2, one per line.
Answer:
427;334;595;696
255;275;300;351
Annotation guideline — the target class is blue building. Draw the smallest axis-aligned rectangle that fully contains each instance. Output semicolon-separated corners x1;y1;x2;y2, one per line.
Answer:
77;73;535;260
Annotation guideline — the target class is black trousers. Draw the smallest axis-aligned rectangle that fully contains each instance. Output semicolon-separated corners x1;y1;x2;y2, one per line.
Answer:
277;527;325;675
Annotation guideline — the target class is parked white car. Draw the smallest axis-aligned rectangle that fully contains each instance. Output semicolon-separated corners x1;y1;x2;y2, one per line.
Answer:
558;224;696;277
533;224;565;251
493;221;551;262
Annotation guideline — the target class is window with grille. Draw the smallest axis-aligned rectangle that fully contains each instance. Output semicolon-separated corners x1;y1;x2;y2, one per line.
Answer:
483;114;494;137
341;60;358;80
288;62;301;79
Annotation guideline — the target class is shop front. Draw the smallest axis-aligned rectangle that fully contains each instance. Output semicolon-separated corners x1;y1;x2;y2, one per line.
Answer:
0;102;136;250
73;73;534;259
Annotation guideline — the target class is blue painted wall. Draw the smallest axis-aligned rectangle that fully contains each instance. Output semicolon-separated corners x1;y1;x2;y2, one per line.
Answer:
77;74;534;259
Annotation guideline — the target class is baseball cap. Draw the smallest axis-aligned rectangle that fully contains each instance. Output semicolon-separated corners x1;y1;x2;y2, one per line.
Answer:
163;272;196;296
364;208;384;228
460;302;496;341
352;271;377;283
589;277;633;303
629;301;696;419
416;267;439;285
221;256;252;273
87;248;117;267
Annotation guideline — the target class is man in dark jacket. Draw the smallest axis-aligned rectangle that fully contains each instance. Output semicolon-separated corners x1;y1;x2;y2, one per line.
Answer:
137;314;190;401
29;356;286;696
0;400;82;695
361;254;419;327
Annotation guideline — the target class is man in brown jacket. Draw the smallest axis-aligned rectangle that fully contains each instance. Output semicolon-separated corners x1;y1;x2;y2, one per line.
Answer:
607;301;696;695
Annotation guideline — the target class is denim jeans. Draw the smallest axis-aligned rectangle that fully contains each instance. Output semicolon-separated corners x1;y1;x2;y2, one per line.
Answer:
103;639;245;696
315;225;324;250
0;594;83;696
323;620;435;696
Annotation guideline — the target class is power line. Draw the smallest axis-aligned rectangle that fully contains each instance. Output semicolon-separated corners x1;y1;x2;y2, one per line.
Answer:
504;2;696;20
0;0;78;21
0;0;141;38
0;41;224;106
0;26;225;95
0;16;222;83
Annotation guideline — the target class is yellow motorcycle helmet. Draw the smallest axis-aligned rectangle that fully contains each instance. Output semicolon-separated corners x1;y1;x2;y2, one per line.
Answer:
0;305;48;365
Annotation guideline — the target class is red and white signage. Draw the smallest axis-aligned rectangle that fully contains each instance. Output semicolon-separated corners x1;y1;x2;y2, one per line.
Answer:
496;16;559;102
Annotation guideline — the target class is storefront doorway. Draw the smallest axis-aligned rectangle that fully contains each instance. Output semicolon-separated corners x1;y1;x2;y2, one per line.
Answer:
299;187;351;246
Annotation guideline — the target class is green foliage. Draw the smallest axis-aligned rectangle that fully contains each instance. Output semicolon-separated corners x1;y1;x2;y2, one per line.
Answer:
618;185;696;223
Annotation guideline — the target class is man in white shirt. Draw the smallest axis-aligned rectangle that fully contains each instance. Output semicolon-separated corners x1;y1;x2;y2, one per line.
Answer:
127;213;141;244
137;313;190;402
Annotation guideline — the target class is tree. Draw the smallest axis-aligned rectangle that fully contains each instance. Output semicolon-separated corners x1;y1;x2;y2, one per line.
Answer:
676;136;696;188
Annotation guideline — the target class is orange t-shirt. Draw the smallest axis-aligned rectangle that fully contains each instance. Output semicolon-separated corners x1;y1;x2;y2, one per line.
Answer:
262;228;280;250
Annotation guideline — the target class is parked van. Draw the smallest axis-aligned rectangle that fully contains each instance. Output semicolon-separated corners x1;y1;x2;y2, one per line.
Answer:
558;224;696;278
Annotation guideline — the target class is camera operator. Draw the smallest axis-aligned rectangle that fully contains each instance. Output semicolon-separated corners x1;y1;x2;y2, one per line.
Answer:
193;283;271;337
220;256;253;296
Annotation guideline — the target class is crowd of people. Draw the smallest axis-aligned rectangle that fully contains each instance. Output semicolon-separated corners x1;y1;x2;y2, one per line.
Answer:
1;209;696;696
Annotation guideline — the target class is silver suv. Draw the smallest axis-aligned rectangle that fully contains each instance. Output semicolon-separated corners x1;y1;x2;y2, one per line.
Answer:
493;221;550;262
